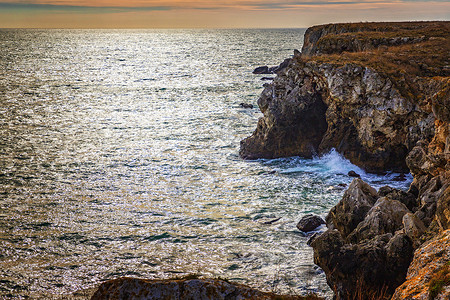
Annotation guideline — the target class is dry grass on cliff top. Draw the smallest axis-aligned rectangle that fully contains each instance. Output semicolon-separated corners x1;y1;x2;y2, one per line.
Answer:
305;22;450;102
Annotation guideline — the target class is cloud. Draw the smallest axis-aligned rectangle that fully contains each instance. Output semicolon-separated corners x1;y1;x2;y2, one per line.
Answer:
0;2;171;13
0;0;449;13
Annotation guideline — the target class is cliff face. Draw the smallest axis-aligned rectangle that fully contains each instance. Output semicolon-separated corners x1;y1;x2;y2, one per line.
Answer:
240;21;449;174
241;21;450;299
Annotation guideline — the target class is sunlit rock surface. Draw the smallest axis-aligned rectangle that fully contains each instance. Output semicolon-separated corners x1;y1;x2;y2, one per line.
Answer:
392;230;450;300
91;277;320;300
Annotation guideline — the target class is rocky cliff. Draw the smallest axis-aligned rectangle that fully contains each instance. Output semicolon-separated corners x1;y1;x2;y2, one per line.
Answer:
241;21;450;299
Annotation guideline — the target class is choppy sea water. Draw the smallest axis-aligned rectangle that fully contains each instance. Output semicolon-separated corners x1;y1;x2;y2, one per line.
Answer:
0;29;412;298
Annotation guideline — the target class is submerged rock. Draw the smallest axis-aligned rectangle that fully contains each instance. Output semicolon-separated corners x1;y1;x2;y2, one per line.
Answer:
296;214;325;232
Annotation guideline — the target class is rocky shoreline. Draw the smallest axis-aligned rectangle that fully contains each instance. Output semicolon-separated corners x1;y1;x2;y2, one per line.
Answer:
241;21;449;299
90;22;449;299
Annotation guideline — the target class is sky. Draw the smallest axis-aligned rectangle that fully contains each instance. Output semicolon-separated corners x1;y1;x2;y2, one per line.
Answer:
0;0;449;28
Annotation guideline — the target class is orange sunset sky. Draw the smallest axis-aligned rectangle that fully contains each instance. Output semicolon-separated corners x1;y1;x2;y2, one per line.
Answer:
0;0;449;28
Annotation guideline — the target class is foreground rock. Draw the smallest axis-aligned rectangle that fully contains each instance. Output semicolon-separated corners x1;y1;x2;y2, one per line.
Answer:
91;277;320;300
392;230;450;300
311;230;413;299
311;178;415;299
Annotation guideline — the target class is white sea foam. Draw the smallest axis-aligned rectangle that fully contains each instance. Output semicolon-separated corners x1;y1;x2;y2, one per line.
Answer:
279;148;412;190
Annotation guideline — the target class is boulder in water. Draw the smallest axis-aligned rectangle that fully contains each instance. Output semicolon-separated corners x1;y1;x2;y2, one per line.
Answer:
297;214;325;232
239;103;254;109
252;66;270;74
348;170;360;178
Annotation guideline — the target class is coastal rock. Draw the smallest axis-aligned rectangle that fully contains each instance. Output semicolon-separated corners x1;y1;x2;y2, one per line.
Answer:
402;213;427;248
296;214;325;232
301;22;435;56
436;185;450;230
326;178;378;238
347;197;410;243
239;103;254;109
392;230;450;300
239;63;328;160
415;176;449;227
378;186;418;212
242;21;450;299
241;55;417;172
269;58;291;74
91;277;317;300
347;170;360;178
241;22;449;174
252;66;270;74
311;230;413;299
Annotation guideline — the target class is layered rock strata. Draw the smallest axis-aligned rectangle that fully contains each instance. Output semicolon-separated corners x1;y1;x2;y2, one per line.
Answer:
241;21;450;299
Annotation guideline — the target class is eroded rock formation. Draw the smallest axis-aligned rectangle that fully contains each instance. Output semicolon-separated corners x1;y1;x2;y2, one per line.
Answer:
240;21;449;174
242;21;450;299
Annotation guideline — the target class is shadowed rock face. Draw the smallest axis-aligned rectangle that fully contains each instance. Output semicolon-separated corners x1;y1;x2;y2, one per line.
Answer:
239;66;328;160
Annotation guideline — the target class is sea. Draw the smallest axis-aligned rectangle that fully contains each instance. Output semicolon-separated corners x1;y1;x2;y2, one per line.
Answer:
0;29;412;298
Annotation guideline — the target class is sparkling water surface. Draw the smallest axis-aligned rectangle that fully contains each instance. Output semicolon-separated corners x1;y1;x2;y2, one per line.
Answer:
0;29;412;298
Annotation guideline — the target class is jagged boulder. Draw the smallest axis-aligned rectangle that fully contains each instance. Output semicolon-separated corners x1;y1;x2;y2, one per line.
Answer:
402;213;427;248
347;197;410;243
378;186;418;212
392;230;450;300
311;230;413;299
326;178;378;238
